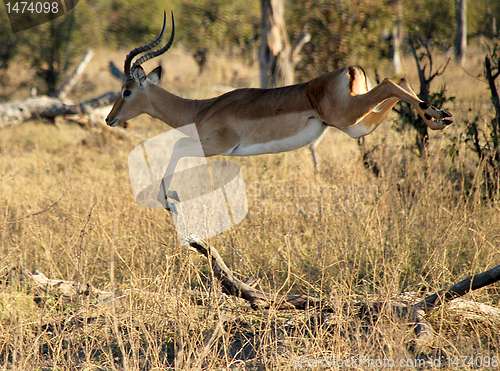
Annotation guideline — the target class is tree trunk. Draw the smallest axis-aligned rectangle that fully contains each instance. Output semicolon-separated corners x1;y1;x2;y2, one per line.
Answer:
392;0;403;75
259;0;294;88
392;27;402;75
454;0;467;66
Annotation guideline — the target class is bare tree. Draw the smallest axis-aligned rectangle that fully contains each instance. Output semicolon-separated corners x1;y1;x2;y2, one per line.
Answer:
465;45;500;199
454;0;467;66
259;0;293;88
392;0;403;75
258;0;310;88
399;34;451;157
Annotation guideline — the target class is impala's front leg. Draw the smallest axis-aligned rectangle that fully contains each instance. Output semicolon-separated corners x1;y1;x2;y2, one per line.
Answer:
157;137;205;211
157;136;227;211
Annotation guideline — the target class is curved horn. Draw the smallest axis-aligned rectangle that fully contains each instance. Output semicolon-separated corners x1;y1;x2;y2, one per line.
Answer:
131;12;175;73
123;11;168;81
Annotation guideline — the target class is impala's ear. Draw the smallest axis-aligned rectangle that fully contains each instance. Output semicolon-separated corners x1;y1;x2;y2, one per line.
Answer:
132;66;147;85
147;66;162;84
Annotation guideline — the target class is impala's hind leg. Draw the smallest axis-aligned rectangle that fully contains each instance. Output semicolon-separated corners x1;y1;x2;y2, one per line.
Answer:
341;95;399;138
309;129;328;173
396;78;454;128
342;78;416;138
359;78;453;130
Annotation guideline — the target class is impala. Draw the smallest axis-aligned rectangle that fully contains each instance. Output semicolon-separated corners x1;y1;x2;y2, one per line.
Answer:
106;12;453;209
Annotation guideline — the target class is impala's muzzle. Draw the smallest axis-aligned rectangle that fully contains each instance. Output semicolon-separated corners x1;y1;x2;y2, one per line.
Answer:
106;116;119;127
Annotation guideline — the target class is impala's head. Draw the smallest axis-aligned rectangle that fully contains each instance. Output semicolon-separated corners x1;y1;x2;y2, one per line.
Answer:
106;11;175;127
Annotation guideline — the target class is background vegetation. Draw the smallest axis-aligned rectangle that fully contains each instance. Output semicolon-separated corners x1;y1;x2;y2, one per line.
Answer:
2;0;500;96
1;0;500;369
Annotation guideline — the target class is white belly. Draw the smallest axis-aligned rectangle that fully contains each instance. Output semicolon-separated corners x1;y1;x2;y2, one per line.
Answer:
228;118;327;156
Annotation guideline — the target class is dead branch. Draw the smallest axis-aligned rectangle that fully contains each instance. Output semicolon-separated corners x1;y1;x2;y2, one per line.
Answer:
188;235;500;313
11;267;224;309
57;49;94;100
0;49;120;128
0;89;120;128
0;95;62;127
1;197;61;224
23;268;115;304
291;25;311;68
185;235;500;347
416;264;500;312
10;235;500;350
109;61;125;81
187;235;325;310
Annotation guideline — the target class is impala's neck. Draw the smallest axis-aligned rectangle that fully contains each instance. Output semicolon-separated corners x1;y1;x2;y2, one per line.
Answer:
145;85;207;129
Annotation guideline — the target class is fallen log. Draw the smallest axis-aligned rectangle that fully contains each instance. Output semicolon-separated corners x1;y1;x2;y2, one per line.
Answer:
0;91;120;128
187;234;324;310
187;235;500;313
185;235;500;348
416;263;500;312
9;235;500;351
10;267;224;308
0;49;120;128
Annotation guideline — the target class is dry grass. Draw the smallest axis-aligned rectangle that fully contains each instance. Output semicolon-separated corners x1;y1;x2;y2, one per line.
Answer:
1;47;500;370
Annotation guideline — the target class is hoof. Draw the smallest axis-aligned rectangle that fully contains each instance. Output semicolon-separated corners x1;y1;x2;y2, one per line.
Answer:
166;202;178;214
422;106;453;129
158;188;181;211
440;109;453;126
441;109;452;118
167;190;180;202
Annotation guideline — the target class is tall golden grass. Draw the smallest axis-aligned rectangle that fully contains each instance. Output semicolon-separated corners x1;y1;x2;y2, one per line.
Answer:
0;47;499;370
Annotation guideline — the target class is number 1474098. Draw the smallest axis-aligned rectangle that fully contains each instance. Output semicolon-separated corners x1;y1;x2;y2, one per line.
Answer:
5;1;59;13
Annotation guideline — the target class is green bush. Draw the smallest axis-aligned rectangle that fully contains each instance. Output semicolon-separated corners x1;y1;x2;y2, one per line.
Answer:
179;0;260;56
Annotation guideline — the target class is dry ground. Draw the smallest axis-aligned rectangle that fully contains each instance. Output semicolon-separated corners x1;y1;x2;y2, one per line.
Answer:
0;46;500;370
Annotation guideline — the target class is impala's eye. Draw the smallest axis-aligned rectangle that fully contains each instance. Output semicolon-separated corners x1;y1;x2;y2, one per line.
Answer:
123;90;132;97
